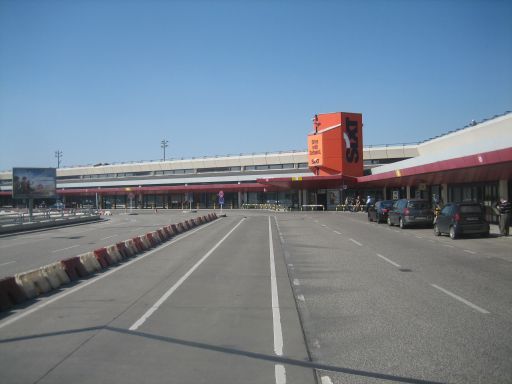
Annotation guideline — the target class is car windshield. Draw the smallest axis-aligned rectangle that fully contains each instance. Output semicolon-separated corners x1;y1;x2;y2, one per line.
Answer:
408;201;431;209
460;205;483;214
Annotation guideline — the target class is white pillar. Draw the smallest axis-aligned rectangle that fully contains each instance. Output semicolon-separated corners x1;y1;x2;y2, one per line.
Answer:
406;186;411;199
499;179;508;200
441;184;448;204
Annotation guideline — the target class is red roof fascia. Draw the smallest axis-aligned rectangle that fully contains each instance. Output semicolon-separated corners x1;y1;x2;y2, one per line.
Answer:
358;147;512;184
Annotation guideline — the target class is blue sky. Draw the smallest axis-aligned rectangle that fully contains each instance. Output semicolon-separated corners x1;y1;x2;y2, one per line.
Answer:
1;0;511;170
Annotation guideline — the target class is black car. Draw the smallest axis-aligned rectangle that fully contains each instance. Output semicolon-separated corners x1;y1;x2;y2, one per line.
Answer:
368;200;394;223
434;202;490;239
387;199;434;228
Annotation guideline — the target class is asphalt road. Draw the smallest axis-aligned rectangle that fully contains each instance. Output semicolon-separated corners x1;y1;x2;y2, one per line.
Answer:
0;210;511;384
0;211;210;278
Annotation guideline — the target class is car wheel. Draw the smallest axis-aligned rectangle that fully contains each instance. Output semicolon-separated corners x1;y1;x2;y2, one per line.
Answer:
434;224;441;236
449;226;457;240
399;217;406;229
387;217;393;226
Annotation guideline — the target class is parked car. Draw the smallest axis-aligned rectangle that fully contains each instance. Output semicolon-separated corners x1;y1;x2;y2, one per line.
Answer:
368;200;394;223
387;199;434;228
434;202;489;239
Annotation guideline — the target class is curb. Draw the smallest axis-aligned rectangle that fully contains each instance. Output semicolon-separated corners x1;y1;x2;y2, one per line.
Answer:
0;214;219;312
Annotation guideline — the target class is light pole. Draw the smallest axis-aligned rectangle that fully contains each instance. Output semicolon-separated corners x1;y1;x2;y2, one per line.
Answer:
160;139;168;161
55;150;63;168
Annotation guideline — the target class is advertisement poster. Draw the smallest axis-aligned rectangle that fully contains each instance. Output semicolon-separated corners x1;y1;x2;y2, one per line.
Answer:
12;168;57;199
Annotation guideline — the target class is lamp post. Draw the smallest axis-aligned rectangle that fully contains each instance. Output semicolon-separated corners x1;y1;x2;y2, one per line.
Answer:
161;139;168;161
55;150;63;168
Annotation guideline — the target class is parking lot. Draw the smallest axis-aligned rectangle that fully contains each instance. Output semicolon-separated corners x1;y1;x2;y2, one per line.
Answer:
1;210;511;384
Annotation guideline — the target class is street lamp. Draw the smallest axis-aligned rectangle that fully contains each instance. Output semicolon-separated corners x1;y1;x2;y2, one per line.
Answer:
161;139;169;161
55;150;63;168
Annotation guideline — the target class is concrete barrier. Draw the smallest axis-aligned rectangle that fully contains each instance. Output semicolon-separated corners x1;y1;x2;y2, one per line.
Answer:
132;237;146;252
93;248;114;268
139;235;152;249
124;239;139;256
146;232;160;247
171;224;181;234
106;244;123;263
162;226;172;239
41;262;70;289
182;221;190;231
157;228;167;242
15;269;53;299
0;276;28;311
79;252;102;274
61;257;89;281
187;219;196;228
116;241;132;259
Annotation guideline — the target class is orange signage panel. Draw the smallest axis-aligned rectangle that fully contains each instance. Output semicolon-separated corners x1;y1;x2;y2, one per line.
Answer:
307;112;363;177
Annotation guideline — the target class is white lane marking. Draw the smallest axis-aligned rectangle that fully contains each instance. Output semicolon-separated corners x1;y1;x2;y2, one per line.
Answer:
0;219;220;331
275;364;286;384
321;376;334;384
293;278;300;286
464;249;476;254
130;218;245;331
321;224;327;227
431;284;490;314
269;216;286;384
333;230;342;235
0;261;16;267
442;244;454;248
349;238;363;247
297;294;305;302
51;244;80;253
415;236;423;239
101;235;116;240
376;253;401;268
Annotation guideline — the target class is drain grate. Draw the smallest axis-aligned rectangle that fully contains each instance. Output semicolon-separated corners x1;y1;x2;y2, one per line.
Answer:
399;268;413;272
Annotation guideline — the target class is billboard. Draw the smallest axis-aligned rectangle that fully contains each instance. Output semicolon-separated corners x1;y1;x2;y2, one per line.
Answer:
12;168;57;199
308;112;363;177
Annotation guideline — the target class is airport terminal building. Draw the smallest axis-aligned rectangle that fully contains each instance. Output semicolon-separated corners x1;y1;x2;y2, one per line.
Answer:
1;111;510;223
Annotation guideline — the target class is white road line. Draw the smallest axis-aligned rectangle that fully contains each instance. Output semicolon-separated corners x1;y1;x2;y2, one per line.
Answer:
442;244;454;248
415;236;423;239
293;278;300;286
349;238;363;247
321;376;334;384
101;235;116;240
269;216;286;384
275;365;286;384
297;294;305;302
129;218;245;331
333;230;342;235
321;224;327;227
0;261;16;267
376;253;401;268
431;284;490;314
0;219;220;331
464;249;476;254
51;244;80;253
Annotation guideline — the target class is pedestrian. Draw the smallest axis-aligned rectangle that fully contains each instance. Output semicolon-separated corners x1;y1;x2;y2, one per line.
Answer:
493;198;511;236
365;195;373;212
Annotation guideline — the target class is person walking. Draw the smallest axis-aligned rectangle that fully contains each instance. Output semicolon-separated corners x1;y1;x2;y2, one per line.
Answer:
494;198;511;236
